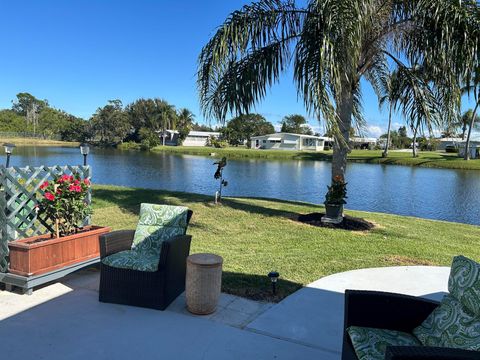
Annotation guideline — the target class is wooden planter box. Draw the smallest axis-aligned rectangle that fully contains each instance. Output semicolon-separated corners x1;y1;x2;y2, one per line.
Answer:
8;226;111;277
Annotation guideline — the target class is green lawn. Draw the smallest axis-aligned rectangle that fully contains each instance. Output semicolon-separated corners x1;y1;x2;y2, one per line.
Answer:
152;146;480;170
92;185;480;302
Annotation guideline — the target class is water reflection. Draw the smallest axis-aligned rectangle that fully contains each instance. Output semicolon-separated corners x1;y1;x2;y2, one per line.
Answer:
8;146;480;225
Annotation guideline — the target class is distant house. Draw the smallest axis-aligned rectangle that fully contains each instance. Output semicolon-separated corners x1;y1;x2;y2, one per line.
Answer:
458;139;480;159
183;131;221;147
250;133;333;151
350;137;377;149
159;130;221;147
437;137;463;151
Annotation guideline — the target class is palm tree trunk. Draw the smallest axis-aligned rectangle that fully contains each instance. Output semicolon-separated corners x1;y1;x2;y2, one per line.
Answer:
463;98;480;160
332;88;353;180
412;125;418;158
382;104;393;157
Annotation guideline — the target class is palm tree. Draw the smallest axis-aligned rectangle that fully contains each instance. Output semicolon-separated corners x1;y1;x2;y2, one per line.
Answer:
387;66;440;157
152;99;176;146
461;70;480;160
198;0;478;190
176;108;195;144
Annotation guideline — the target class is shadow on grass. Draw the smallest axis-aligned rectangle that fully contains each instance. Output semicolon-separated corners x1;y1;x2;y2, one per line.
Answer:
222;271;303;303
93;186;322;222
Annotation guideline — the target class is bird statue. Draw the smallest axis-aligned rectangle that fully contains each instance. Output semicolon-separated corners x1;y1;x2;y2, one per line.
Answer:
213;157;227;179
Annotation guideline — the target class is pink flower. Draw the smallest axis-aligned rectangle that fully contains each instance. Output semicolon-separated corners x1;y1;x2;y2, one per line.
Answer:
40;181;50;190
44;192;55;201
58;174;73;183
68;184;82;193
83;178;90;186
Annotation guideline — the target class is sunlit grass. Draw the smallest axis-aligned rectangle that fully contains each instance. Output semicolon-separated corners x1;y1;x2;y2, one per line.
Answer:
92;185;480;302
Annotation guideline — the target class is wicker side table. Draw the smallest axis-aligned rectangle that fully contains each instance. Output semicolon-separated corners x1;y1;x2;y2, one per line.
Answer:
186;253;223;315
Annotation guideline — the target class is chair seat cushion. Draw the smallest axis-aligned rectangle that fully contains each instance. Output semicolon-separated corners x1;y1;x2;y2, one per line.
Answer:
413;294;480;351
347;326;421;360
102;250;159;272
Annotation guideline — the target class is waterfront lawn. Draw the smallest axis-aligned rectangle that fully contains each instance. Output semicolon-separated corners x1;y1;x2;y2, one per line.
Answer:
0;136;79;147
153;146;480;171
92;185;480;302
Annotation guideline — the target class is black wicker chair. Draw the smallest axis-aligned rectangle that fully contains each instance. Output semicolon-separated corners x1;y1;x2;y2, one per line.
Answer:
342;290;480;360
99;210;193;310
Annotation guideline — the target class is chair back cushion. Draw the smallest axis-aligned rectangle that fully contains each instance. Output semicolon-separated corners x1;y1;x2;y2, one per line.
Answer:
131;204;189;257
413;294;480;351
448;255;480;316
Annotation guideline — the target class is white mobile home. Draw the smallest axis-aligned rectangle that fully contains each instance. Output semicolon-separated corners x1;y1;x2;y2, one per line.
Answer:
160;130;220;147
350;137;377;149
437;137;463;151
459;140;480;159
250;133;332;151
182;131;220;147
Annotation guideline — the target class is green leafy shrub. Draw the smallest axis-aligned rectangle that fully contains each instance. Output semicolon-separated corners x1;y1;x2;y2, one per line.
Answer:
139;127;161;150
207;136;228;148
324;176;348;205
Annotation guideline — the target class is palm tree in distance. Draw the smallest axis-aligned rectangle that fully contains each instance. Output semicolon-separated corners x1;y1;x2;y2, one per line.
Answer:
154;99;176;146
198;0;478;191
388;66;440;157
462;70;480;160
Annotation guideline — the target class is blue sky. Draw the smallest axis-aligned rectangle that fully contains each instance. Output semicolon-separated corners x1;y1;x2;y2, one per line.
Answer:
0;0;476;137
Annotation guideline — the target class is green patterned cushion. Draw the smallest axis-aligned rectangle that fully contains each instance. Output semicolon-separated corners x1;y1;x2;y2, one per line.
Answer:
348;326;421;360
102;250;160;272
448;256;480;316
102;204;189;272
131;203;188;257
413;294;480;351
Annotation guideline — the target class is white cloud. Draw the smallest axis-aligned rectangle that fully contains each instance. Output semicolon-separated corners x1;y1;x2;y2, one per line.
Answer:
367;125;384;138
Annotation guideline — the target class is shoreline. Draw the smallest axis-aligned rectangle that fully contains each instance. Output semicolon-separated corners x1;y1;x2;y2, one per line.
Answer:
151;146;480;171
0;137;79;147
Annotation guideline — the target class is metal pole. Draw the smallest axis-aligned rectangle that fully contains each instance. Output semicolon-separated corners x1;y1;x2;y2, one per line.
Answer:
5;154;10;168
83;154;87;166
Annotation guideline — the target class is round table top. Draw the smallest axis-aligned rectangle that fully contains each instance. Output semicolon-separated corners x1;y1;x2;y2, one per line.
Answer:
187;253;223;267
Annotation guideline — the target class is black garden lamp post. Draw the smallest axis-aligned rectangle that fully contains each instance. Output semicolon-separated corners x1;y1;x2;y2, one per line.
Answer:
268;271;280;295
80;143;90;166
3;143;16;167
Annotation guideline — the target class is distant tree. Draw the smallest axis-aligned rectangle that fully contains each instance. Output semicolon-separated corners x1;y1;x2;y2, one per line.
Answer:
37;108;68;138
280;114;312;135
0;110;27;132
222;114;274;146
138;127;161;150
37;107;88;141
126;98;177;143
59;115;89;142
176;108;195;144
12;92;48;116
192;123;215;132
90;100;130;145
398;126;408;138
380;128;411;149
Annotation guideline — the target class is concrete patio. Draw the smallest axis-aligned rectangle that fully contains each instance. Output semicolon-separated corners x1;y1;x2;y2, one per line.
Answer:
0;265;449;360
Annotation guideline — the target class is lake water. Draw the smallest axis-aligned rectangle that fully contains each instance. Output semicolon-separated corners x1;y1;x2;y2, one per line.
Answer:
7;146;480;225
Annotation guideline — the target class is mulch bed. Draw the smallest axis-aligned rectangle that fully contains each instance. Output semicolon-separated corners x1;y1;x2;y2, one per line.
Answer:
297;212;375;231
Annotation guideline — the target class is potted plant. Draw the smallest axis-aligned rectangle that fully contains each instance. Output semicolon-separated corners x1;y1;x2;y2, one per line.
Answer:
8;174;110;276
323;175;347;222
